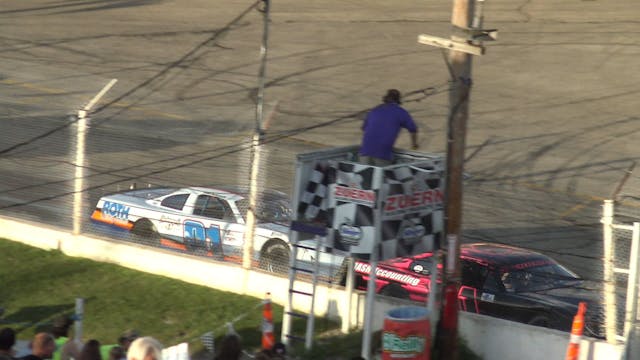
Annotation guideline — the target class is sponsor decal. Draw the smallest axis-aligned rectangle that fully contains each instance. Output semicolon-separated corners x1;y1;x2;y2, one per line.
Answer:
334;185;375;207
401;225;425;240
481;292;495;302
382;332;426;355
384;188;444;216
338;224;362;246
102;201;130;220
354;261;421;287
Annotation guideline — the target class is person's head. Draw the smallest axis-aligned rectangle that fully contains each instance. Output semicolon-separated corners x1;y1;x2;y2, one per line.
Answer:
51;316;73;338
79;339;102;360
108;346;125;360
118;330;140;352
31;332;56;359
382;89;402;104
126;337;162;360
215;334;241;360
0;327;16;352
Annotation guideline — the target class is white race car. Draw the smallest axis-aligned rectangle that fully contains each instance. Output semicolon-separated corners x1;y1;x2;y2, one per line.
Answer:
91;186;345;276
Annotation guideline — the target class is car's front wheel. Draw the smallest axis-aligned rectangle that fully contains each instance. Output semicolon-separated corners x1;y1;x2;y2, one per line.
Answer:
259;239;290;274
528;315;550;328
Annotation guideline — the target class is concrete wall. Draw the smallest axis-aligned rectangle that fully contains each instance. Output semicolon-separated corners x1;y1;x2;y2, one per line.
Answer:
1;215;623;359
459;311;621;360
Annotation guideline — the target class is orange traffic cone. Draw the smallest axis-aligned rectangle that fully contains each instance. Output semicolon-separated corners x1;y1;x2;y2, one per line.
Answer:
262;292;275;350
565;302;587;360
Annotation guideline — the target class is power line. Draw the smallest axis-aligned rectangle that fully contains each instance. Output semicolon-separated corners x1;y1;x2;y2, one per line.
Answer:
0;0;262;157
0;83;448;209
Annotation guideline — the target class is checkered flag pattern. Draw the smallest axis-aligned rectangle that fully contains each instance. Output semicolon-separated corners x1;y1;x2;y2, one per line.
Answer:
380;211;444;259
297;162;334;224
292;154;444;260
379;163;444;260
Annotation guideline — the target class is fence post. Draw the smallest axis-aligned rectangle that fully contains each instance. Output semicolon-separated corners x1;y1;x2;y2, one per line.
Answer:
623;223;640;343
602;200;618;343
74;298;84;343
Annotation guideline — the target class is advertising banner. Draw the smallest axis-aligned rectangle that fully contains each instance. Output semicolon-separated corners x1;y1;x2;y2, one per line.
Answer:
292;147;444;260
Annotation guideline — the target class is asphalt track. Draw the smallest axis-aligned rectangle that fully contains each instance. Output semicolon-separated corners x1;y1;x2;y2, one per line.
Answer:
0;0;639;350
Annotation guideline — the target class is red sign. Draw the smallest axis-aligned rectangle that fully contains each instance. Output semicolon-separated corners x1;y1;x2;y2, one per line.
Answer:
334;185;376;206
384;188;443;215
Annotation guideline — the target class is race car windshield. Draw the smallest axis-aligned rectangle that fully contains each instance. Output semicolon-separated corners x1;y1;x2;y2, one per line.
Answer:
500;264;581;293
236;197;292;223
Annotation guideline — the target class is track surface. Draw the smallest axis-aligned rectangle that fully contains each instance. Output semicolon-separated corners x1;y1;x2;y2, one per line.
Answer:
0;1;638;288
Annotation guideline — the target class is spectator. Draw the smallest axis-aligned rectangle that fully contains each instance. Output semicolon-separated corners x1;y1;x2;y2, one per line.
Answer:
19;333;56;360
117;331;138;354
107;347;125;360
50;316;79;360
101;330;138;360
359;89;419;166
0;327;16;360
213;334;242;360
78;340;102;360
126;337;162;360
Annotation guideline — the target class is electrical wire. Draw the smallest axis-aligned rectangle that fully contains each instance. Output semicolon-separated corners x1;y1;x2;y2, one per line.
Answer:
0;83;448;209
0;0;262;158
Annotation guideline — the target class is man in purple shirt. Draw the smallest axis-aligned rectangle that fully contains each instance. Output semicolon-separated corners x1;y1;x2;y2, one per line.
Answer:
359;89;419;166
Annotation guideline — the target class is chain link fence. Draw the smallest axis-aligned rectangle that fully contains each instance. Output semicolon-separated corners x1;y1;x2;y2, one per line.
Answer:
607;199;640;358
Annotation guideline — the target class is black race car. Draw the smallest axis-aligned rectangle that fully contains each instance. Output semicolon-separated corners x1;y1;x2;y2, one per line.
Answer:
354;242;604;338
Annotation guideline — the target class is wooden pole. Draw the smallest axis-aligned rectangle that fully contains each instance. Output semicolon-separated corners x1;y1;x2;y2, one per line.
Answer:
243;0;270;271
434;1;474;359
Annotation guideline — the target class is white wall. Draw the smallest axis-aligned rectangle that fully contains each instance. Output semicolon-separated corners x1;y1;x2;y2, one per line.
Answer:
0;215;623;360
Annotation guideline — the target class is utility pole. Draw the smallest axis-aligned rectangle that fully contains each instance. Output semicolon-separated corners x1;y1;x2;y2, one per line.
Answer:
437;0;473;356
243;0;270;273
417;0;496;359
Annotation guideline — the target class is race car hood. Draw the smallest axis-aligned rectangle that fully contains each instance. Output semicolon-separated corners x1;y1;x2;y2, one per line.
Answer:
519;285;604;338
99;188;177;207
516;281;601;319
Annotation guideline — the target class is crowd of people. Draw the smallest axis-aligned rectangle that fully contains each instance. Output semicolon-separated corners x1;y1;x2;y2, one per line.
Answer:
0;316;290;360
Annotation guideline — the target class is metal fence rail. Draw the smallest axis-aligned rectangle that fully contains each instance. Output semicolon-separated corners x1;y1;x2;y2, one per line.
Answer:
602;200;640;359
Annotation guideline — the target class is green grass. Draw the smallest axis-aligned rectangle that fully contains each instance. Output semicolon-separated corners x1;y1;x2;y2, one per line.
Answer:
0;239;480;359
0;239;282;351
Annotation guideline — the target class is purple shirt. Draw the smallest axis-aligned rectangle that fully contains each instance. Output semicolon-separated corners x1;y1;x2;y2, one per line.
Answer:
359;103;417;160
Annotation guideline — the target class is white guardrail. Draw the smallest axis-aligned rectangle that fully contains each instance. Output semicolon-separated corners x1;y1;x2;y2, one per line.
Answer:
0;215;622;360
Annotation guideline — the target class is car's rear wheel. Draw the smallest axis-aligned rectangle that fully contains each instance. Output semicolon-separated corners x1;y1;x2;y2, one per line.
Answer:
259;239;290;274
131;219;160;246
380;284;411;300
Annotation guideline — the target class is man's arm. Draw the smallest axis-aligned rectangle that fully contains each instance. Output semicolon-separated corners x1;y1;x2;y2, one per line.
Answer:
410;131;419;150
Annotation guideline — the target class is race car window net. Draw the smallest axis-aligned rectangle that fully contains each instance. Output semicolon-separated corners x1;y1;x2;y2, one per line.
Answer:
236;198;292;223
482;271;501;293
499;264;581;293
195;195;233;220
461;261;488;290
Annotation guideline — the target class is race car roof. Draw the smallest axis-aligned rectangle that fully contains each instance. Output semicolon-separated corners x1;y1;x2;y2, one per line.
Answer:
460;243;554;268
